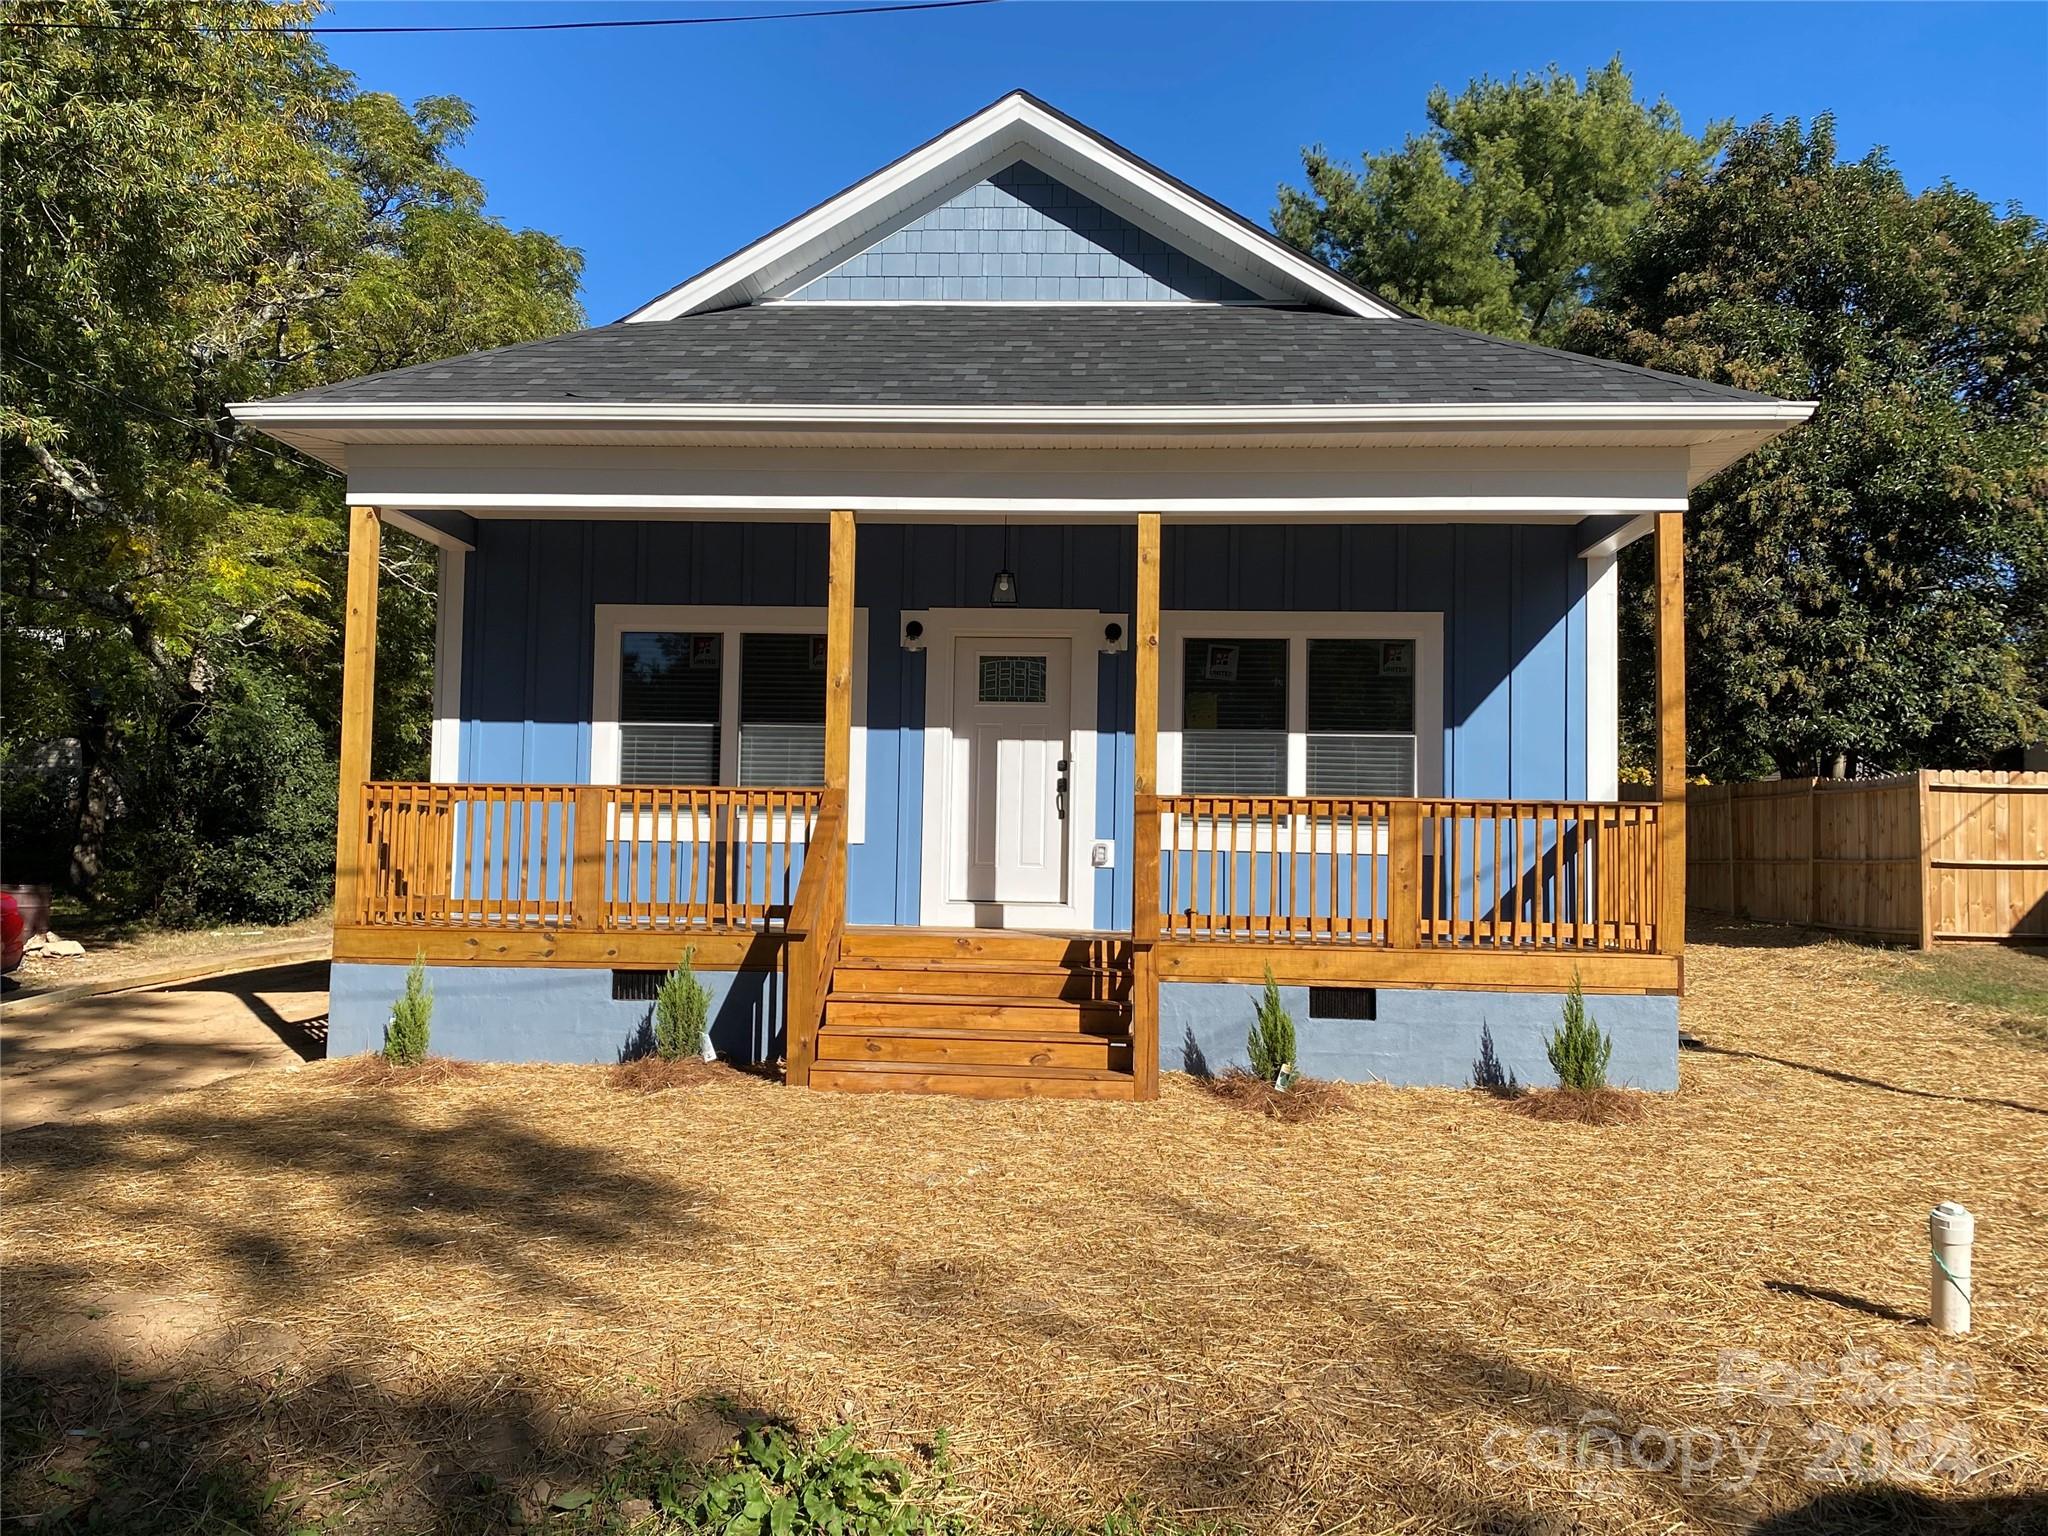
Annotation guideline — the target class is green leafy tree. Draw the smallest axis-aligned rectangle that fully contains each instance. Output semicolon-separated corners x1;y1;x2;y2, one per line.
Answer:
2;0;583;912
1544;971;1612;1092
384;953;433;1067
1247;967;1297;1084
1567;117;2048;778
1276;57;1726;342
653;948;712;1061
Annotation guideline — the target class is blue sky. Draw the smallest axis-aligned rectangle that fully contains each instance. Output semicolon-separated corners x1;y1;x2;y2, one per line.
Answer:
322;1;2048;323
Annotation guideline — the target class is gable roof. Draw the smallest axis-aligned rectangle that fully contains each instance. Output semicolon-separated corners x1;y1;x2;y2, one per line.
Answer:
249;306;1776;411
624;90;1407;321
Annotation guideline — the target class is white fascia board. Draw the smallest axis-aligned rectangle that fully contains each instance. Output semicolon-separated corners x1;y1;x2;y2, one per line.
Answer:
620;93;1399;322
232;399;1818;432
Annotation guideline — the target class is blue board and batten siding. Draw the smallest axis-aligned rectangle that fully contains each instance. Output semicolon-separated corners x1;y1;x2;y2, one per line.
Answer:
452;519;1590;931
788;162;1257;303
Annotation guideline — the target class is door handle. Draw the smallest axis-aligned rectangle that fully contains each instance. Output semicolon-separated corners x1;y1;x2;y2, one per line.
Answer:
1056;758;1070;822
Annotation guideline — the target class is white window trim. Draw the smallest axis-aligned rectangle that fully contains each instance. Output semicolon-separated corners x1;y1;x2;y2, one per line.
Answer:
1160;611;1443;853
910;608;1116;931
429;545;466;784
591;604;868;844
1584;553;1620;802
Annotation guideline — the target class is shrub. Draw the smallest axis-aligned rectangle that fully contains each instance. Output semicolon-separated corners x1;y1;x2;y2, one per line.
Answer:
1471;1022;1522;1098
100;664;337;927
383;954;432;1066
1246;966;1296;1084
653;946;711;1061
1545;970;1613;1091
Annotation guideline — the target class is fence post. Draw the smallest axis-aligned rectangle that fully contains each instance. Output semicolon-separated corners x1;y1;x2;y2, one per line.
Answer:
1916;770;1936;950
572;785;608;929
1388;799;1423;948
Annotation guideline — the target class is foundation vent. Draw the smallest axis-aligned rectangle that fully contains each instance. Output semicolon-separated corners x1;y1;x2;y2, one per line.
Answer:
1308;986;1376;1021
611;970;666;1003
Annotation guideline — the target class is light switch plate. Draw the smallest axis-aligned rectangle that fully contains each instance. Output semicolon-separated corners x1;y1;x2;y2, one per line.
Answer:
1090;840;1115;869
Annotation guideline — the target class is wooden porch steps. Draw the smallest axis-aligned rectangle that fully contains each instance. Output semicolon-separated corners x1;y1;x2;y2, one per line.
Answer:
811;929;1138;1100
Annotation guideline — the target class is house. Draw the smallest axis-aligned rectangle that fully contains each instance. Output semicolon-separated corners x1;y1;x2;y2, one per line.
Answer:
234;92;1812;1099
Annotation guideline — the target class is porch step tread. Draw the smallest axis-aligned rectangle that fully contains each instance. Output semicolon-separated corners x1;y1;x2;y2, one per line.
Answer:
839;930;1132;966
830;965;1128;1002
819;1022;1134;1043
809;1059;1138;1102
826;990;1129;1012
817;1025;1129;1068
833;955;1126;976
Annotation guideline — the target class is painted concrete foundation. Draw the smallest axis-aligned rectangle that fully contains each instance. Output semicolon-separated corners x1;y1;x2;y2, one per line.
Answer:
327;962;781;1066
330;963;1678;1089
1161;982;1680;1091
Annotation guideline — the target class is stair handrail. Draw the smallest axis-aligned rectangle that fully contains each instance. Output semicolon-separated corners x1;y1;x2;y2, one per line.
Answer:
783;788;847;1087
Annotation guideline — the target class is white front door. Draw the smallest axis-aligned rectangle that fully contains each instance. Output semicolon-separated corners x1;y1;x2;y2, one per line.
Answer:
949;638;1071;908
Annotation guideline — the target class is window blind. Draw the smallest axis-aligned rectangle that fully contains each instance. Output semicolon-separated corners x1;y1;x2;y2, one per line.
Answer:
1181;637;1287;794
739;632;826;785
620;632;721;784
1306;638;1416;795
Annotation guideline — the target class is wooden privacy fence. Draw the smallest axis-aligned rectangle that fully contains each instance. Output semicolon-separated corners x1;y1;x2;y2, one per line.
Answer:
1688;771;2048;945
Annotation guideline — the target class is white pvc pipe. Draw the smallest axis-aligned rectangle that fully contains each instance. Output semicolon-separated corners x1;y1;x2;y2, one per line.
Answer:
1929;1202;1974;1334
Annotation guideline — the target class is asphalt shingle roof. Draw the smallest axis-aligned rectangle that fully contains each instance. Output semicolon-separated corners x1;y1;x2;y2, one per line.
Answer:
264;306;1772;410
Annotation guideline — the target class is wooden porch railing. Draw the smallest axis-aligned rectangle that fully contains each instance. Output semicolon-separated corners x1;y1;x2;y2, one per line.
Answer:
1149;795;1662;952
782;789;848;1088
356;781;824;932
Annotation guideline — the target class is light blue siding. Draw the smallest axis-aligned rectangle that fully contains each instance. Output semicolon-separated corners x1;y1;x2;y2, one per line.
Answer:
788;162;1257;303
455;520;1591;932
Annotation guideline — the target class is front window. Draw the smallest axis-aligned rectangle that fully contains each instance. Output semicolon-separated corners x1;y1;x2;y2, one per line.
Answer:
1165;617;1439;800
619;631;721;783
1180;638;1288;794
738;632;827;786
1305;638;1416;796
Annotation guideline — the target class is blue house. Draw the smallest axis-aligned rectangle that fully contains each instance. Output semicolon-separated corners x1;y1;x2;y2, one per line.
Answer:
236;92;1811;1098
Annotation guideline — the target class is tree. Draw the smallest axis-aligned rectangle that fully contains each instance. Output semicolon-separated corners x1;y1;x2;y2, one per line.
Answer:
1567;117;2048;778
1275;58;1726;342
2;0;583;913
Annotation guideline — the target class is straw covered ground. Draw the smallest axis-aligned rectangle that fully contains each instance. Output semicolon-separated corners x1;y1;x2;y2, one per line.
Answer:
3;923;2044;1533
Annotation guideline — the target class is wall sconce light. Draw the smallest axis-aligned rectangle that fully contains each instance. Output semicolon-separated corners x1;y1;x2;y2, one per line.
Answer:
900;617;926;652
1100;620;1128;654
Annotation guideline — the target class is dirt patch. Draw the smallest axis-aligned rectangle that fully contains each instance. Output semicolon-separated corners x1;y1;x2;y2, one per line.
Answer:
1195;1068;1351;1121
3;911;332;995
1504;1085;1650;1125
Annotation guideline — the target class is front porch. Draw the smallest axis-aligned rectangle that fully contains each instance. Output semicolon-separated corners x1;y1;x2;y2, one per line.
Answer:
329;506;1690;1099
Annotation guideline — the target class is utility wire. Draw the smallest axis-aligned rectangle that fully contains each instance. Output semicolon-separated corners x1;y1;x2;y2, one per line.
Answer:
4;0;998;35
9;351;345;481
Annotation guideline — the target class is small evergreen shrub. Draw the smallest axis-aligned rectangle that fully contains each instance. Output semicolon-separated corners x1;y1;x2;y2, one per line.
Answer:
1545;970;1613;1091
384;954;432;1067
653;946;711;1061
1471;1022;1522;1098
1246;967;1296;1085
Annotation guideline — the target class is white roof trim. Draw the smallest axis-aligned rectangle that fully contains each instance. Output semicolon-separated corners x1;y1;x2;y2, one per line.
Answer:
235;400;1816;430
622;91;1401;322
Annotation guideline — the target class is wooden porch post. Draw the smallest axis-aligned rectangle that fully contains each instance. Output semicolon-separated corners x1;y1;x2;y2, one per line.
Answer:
824;509;856;795
1130;512;1162;1100
1653;510;1687;968
334;505;382;927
